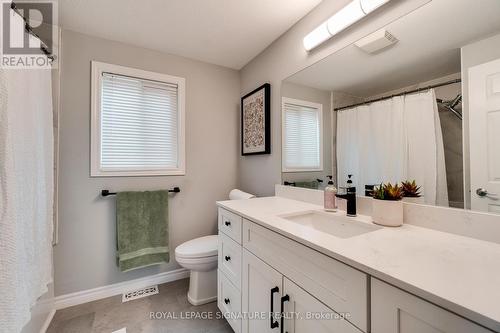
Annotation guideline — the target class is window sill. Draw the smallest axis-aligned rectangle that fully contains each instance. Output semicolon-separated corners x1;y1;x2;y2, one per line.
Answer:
282;168;324;173
90;169;186;177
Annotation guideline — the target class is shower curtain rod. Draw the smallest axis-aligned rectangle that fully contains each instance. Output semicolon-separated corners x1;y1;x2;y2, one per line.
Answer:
334;79;462;111
10;2;55;62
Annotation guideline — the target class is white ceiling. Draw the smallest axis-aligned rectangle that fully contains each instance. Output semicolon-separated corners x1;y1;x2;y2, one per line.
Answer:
57;0;322;69
287;0;500;97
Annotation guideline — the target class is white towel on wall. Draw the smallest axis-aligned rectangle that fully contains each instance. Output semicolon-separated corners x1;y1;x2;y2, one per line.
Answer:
0;66;54;333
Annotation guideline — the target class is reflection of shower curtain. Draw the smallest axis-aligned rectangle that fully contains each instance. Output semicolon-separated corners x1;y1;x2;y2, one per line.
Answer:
0;68;54;332
337;89;448;206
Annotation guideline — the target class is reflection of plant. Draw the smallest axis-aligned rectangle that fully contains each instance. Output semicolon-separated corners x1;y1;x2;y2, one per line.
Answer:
373;183;404;201
401;180;421;198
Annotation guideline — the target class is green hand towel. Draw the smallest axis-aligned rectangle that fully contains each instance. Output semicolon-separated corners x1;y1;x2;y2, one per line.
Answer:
116;190;169;272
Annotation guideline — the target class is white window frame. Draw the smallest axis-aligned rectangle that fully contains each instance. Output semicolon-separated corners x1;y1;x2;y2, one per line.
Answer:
281;97;324;173
90;61;186;177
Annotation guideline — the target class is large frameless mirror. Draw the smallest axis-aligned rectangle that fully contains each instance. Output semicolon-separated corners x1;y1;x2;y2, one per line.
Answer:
281;0;500;213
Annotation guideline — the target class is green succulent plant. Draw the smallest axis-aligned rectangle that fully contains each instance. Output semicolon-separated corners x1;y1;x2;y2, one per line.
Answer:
372;182;404;201
401;180;421;198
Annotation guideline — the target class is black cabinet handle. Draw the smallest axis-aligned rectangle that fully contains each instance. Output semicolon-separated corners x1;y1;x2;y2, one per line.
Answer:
224;298;230;305
270;287;280;329
224;220;231;226
225;255;231;261
280;294;290;333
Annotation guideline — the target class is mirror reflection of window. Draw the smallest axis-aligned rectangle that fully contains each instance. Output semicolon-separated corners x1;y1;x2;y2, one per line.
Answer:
282;98;323;172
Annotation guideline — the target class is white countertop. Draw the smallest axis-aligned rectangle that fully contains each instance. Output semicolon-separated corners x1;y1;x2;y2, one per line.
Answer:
217;196;500;332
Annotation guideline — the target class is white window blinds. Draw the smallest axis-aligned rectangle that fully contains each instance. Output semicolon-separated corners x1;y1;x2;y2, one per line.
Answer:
100;72;179;172
282;99;323;172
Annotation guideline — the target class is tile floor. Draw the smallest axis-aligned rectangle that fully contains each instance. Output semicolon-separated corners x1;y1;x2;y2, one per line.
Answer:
47;279;232;333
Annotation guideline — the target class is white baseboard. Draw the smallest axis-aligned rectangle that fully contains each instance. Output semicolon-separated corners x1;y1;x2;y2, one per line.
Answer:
40;309;56;333
55;268;189;310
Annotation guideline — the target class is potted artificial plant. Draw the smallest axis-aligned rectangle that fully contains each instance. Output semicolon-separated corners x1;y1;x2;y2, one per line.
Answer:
401;180;423;204
372;183;404;227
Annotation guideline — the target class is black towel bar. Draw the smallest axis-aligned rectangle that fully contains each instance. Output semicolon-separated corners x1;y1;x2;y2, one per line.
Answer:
101;187;180;197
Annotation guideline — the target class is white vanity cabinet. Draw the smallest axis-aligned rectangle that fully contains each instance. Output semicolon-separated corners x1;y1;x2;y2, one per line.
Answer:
242;219;368;332
217;207;493;333
241;249;361;333
218;208;366;333
371;279;492;333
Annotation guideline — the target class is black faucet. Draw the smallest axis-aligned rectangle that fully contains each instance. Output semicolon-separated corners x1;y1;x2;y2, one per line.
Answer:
336;175;357;217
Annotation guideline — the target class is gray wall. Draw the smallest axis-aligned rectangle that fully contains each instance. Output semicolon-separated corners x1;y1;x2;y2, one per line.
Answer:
461;32;500;209
281;82;332;185
239;0;431;196
55;30;240;296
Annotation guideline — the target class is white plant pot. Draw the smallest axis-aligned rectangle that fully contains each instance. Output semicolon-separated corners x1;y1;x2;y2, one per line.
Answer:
403;196;424;204
372;199;403;227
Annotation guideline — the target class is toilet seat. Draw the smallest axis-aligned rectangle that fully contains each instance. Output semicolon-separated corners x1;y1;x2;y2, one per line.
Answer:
175;235;218;259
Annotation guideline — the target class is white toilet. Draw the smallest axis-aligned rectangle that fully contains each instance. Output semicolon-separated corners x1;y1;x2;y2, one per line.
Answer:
175;235;218;305
175;189;255;306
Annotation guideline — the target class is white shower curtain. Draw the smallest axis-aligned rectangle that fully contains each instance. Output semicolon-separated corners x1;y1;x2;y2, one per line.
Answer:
0;67;54;332
337;89;448;206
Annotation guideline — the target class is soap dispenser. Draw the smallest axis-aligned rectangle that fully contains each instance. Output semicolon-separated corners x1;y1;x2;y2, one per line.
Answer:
324;176;337;212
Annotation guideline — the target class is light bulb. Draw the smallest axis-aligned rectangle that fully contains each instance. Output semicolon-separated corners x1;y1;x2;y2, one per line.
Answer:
303;22;331;51
360;0;391;14
327;0;366;36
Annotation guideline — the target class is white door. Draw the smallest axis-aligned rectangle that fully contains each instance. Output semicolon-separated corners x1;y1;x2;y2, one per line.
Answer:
282;277;361;333
242;249;282;333
469;58;500;213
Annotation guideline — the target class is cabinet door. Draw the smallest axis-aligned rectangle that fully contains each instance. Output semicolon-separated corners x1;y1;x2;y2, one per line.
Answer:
242;249;282;333
371;279;491;333
282;277;361;333
242;220;368;331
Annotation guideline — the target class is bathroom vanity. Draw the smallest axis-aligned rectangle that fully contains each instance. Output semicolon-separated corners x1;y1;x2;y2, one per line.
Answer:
216;196;500;333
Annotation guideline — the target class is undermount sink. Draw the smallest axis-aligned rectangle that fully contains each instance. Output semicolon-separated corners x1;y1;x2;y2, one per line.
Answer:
280;211;382;239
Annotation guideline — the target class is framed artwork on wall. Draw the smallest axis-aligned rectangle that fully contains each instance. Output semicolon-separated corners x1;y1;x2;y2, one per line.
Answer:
241;83;271;155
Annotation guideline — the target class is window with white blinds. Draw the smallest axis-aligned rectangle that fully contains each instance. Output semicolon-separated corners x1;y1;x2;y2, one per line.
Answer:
91;62;185;176
282;98;323;172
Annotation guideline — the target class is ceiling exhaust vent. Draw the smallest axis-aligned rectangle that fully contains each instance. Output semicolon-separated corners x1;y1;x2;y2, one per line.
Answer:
355;29;398;54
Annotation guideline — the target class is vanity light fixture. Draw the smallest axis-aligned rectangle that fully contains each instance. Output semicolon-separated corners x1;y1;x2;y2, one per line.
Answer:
303;0;391;51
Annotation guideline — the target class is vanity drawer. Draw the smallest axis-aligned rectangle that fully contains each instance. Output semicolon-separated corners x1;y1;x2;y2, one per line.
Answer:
218;269;241;333
218;232;242;289
243;220;369;332
218;208;243;244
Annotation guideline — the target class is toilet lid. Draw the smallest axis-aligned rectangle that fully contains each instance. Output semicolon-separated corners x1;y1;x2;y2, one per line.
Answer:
175;235;218;258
